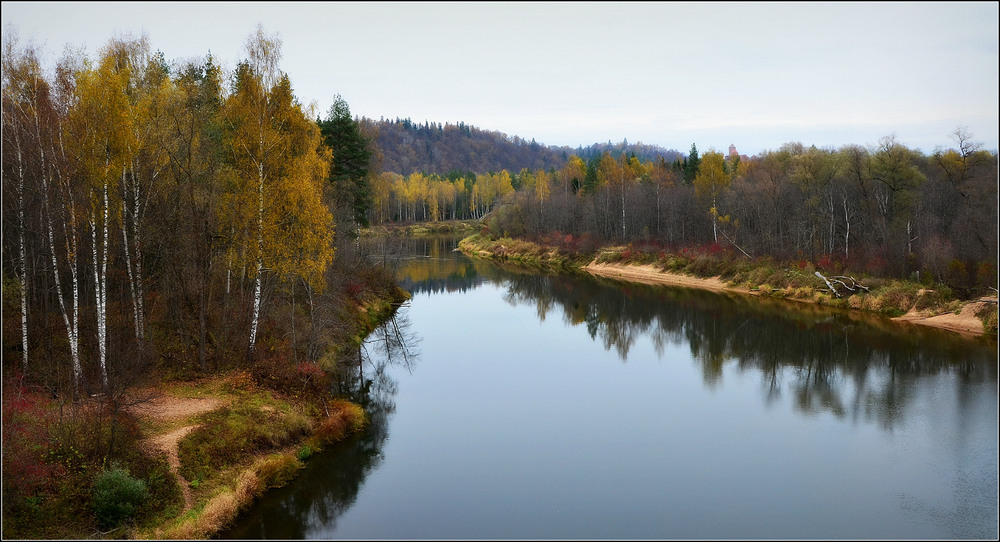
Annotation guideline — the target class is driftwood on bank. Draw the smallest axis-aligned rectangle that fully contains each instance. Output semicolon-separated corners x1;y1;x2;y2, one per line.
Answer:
814;271;870;298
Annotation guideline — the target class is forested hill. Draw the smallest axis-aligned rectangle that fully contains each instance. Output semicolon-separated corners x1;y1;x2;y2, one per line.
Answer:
359;117;683;175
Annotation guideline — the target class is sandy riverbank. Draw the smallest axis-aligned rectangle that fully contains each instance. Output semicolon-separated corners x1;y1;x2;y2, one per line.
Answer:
583;261;994;337
891;301;997;337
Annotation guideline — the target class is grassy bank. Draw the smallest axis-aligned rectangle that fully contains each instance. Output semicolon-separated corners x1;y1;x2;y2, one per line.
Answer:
1;280;410;540
139;379;371;539
146;283;410;539
459;233;998;336
457;232;593;272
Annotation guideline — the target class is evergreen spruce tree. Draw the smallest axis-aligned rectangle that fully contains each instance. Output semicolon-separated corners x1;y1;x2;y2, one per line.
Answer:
683;143;700;184
582;155;602;195
320;94;373;230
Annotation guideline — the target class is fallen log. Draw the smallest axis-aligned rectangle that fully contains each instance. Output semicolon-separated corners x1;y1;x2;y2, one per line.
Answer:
814;271;870;297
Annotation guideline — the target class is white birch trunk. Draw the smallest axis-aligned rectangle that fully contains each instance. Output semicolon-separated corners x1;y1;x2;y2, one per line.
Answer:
53;125;84;397
49;195;82;397
249;263;262;353
101;183;109;389
91;181;110;391
12;129;29;373
120;163;146;343
121;170;140;340
844;201;850;259
248;163;265;354
712;196;718;244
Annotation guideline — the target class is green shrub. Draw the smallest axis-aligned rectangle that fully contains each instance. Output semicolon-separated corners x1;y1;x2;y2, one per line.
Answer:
92;464;149;529
296;445;314;462
870;282;918;316
487;203;526;237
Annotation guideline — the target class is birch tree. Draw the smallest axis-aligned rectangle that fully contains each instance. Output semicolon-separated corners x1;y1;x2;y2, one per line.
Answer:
693;151;730;244
114;37;170;349
68;49;133;391
221;26;334;357
50;49;87;397
1;34;33;375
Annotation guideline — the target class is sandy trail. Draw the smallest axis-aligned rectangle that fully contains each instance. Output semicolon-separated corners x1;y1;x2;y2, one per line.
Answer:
132;392;225;511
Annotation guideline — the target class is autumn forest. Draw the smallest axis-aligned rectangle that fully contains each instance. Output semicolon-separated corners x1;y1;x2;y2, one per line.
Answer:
1;24;998;539
4;24;999;396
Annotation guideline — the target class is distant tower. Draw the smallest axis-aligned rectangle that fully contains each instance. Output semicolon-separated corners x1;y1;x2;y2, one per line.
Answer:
728;143;738;158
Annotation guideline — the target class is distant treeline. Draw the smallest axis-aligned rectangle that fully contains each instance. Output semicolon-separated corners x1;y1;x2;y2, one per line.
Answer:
360;117;682;175
365;131;998;293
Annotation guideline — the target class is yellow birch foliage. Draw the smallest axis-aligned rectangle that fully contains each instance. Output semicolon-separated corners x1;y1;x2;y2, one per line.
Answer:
693;151;730;205
535;169;551;203
220;65;333;292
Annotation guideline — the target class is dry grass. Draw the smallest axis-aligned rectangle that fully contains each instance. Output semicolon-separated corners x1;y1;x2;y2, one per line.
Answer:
234;468;262;502
310;399;368;448
152;451;305;539
198;492;239;536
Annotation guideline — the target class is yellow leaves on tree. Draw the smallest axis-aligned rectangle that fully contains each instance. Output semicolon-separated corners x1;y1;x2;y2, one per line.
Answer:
694;151;731;243
219;29;333;300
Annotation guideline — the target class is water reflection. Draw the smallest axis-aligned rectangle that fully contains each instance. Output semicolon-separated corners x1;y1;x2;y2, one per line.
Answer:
376;235;491;295
396;236;996;430
224;235;996;539
223;310;419;539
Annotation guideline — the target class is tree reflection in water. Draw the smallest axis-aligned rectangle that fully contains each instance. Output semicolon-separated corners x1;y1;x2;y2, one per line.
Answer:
388;234;995;430
489;264;996;430
223;235;996;539
222;308;419;539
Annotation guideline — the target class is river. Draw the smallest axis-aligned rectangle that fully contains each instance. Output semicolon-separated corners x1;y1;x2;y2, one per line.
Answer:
223;235;998;539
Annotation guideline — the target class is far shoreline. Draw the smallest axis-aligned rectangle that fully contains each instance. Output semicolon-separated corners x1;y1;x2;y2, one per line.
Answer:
582;261;994;338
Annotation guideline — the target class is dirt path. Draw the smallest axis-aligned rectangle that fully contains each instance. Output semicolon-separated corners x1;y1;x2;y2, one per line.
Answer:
132;392;225;511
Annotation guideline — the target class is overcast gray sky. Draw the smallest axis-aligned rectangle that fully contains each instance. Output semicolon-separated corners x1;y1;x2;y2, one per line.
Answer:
3;1;998;156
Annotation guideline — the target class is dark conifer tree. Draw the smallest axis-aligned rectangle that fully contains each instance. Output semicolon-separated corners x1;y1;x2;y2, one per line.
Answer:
320;94;373;229
684;143;700;184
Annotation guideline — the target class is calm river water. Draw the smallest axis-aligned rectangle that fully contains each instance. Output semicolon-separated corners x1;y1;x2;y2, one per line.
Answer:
223;235;998;539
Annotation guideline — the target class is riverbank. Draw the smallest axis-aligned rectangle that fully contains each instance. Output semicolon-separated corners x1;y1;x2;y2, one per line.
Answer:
585;260;995;337
131;376;370;539
0;279;410;540
134;286;410;539
459;234;998;338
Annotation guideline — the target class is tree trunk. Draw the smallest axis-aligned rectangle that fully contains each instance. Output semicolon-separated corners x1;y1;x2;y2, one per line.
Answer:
91;180;110;392
51;131;84;398
248;163;265;355
121;168;143;344
12;129;29;374
843;196;851;259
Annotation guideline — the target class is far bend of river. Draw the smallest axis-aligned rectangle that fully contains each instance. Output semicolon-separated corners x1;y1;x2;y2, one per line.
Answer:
223;235;998;539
